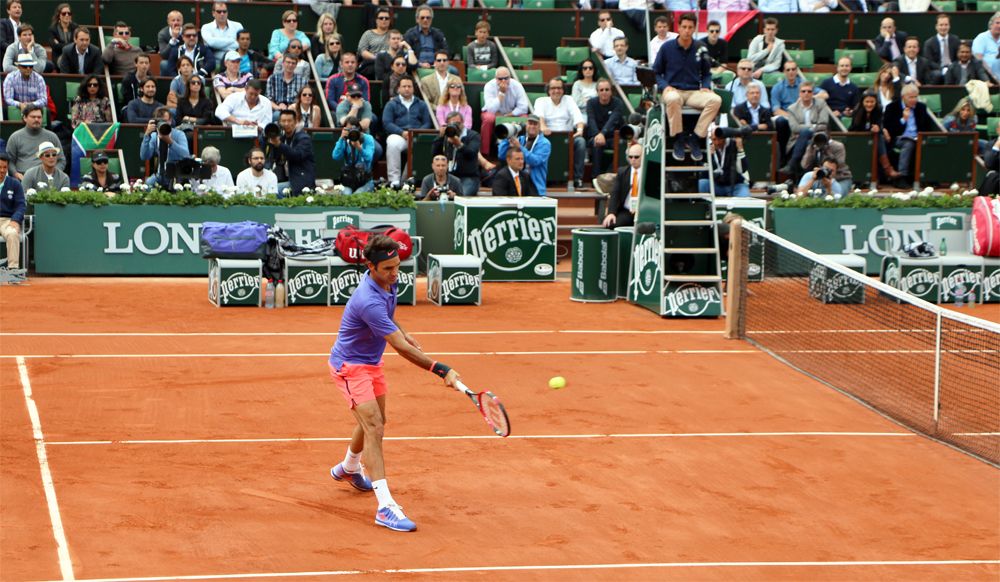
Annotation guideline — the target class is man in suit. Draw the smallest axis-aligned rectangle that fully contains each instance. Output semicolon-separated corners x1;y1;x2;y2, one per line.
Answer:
492;149;537;196
893;37;940;87
0;0;23;57
57;27;101;75
944;42;992;85
779;81;834;179
160;23;215;77
873;18;908;62
923;14;960;73
418;50;462;106
733;85;774;132
884;84;936;187
603;143;642;227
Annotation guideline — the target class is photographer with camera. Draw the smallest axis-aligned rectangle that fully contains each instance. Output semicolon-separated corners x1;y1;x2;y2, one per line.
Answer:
332;116;375;194
432;111;481;196
801;132;852;194
265;109;315;197
139;107;190;188
496;115;550;196
699;127;750;198
236;147;278;196
419;154;462;201
795;158;844;198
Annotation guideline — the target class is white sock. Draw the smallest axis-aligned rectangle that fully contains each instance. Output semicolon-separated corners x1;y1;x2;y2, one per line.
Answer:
372;479;396;508
342;448;362;473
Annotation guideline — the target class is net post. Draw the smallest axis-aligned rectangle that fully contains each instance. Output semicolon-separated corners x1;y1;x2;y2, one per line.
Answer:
724;218;746;340
933;312;942;425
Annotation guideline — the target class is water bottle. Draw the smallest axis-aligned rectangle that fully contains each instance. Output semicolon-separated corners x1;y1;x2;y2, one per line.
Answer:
275;280;287;308
940;237;948;257
954;284;965;308
264;280;275;309
439;189;447;211
968;291;976;309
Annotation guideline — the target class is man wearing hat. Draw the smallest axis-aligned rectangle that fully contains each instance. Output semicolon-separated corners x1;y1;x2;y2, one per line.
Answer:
336;82;383;163
2;53;46;111
214;51;252;101
4;105;65;181
22;142;69;192
81;151;123;192
496;114;550;196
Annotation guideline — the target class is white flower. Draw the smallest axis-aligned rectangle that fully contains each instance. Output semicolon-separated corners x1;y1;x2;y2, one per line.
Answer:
37;181;47;188
25;188;36;197
301;187;311;194
174;183;184;191
282;187;291;195
853;188;862;194
81;182;94;190
824;194;834;201
970;189;979;196
333;184;345;193
197;184;209;192
97;187;104;192
305;195;315;203
950;182;960;191
60;186;70;192
781;192;791;200
401;183;411;192
119;183;131;192
833;193;842;201
104;191;115;198
868;189;878;196
139;184;149;191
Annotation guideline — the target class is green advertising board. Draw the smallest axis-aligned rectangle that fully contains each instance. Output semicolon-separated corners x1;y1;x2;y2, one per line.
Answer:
771;207;974;274
716;197;766;282
570;228;618;302
453;197;558;282
32;204;416;275
627;106;664;312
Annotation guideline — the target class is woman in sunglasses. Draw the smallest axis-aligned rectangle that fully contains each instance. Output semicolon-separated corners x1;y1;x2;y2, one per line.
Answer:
315;34;343;80
177;75;216;126
311;13;338;59
269;9;311;61
295;85;321;130
48;3;77;54
166;56;200;110
572;59;598;124
70;74;111;128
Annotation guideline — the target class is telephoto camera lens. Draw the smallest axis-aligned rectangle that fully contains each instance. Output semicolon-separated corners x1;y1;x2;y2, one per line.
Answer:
816;168;829;180
495;122;524;140
157;121;172;136
348;129;361;142
445;123;460;138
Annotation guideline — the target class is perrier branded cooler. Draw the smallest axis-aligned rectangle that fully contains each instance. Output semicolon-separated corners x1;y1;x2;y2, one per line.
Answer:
327;257;417;306
453;197;557;281
208;259;261;307
284;258;330;305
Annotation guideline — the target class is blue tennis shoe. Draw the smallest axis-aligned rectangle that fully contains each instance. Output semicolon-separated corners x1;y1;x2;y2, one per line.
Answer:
331;463;373;492
375;504;416;532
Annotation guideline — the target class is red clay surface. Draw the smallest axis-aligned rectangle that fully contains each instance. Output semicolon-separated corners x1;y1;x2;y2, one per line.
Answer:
1;278;997;581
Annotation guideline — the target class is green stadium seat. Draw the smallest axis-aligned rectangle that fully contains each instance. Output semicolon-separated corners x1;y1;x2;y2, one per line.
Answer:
933;0;957;9
467;68;496;83
992;94;1000;112
527;92;546;106
66;81;80;110
627;93;641;109
6;106;48;124
481;0;508;7
506;47;534;68
128;37;140;48
740;49;748;59
556;46;588;67
834;49;868;71
762;72;784;87
849;72;878;88
714;70;736;88
524;0;556;7
715;89;733;115
515;69;543;84
786;50;815;69
416;67;435;79
919;94;942;115
803;71;828;84
976;0;1000;9
981;117;1000;138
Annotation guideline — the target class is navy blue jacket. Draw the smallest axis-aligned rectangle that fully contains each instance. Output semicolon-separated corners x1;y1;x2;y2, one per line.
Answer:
0;176;26;224
274;129;316;195
403;26;449;65
653;38;712;91
161;42;216;77
383;97;433;135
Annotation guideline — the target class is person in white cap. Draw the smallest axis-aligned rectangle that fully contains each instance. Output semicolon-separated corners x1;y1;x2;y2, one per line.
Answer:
201;2;243;65
2;53;46;111
22;141;69;191
214;50;252;100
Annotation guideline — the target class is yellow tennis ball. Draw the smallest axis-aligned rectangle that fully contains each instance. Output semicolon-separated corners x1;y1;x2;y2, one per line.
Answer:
548;376;566;390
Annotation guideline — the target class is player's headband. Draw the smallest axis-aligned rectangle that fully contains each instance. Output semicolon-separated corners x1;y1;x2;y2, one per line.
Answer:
367;247;398;265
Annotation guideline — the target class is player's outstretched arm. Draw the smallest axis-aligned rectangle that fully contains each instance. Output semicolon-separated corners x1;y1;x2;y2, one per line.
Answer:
385;330;460;388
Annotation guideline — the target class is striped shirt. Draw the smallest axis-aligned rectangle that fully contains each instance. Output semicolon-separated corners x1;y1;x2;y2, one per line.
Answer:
2;71;46;108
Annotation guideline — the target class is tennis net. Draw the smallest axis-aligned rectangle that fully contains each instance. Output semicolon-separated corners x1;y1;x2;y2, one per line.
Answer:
726;221;999;466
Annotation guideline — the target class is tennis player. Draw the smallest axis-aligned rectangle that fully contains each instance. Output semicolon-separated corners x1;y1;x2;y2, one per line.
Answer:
329;234;460;532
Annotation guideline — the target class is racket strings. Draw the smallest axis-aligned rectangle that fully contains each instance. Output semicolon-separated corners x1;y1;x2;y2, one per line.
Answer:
479;393;511;436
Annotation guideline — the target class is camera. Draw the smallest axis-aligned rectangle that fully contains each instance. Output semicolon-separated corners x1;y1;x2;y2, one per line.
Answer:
495;122;524;140
347;128;361;143
714;125;752;140
636;65;657;89
157;121;173;137
164;156;212;183
444;123;460;138
620;112;645;141
766;183;789;194
263;123;281;140
815;167;830;180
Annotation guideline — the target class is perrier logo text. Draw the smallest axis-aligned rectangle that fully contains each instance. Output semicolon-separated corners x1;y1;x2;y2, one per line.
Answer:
466;210;556;272
221;272;257;304
442;271;478;301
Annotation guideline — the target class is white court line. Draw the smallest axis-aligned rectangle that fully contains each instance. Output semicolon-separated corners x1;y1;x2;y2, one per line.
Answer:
42;559;1000;582
3;349;762;360
17;357;75;581
46;432;914;446
0;329;724;337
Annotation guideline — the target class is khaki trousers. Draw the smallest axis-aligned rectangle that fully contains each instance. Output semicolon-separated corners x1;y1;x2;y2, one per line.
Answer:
0;218;21;269
661;89;722;138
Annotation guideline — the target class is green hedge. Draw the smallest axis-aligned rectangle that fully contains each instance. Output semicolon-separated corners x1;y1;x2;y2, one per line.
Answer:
770;192;978;209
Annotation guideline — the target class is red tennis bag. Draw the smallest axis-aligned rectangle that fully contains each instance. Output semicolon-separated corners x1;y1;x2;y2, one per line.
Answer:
335;225;413;263
971;196;1000;257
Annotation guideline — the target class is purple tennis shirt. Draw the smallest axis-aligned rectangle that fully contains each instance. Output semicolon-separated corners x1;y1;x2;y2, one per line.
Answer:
329;272;399;369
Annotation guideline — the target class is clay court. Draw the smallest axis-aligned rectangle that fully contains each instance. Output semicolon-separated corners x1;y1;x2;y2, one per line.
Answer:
2;278;998;581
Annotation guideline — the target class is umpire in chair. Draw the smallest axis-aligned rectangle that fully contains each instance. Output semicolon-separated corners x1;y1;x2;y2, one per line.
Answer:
602;143;642;228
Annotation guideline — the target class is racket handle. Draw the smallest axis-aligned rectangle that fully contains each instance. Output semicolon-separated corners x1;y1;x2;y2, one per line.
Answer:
455;380;473;395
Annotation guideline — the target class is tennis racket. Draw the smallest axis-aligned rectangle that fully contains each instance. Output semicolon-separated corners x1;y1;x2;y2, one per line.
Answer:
456;380;511;438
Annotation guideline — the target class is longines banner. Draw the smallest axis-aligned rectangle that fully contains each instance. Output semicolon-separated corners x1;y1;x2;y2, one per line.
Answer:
33;204;416;275
770;207;974;274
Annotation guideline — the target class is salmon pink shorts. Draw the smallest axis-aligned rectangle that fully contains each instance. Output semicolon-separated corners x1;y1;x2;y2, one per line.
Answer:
329;361;388;408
